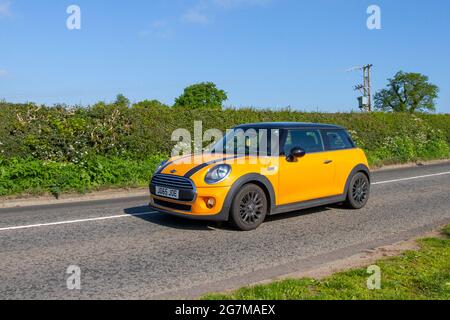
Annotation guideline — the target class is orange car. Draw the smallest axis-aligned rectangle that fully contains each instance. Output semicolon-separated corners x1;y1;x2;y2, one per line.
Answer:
149;123;370;231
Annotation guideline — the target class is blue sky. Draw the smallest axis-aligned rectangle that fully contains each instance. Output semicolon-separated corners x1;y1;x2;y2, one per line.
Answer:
1;0;449;112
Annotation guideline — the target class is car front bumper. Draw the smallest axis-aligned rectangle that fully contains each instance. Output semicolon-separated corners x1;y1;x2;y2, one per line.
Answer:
149;185;231;222
148;203;229;221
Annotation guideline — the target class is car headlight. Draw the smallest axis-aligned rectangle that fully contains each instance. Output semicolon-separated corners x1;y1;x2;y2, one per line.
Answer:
155;160;168;174
205;164;231;184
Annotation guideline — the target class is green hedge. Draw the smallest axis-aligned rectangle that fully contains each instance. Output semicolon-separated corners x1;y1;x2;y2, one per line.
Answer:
0;101;449;196
0;156;163;197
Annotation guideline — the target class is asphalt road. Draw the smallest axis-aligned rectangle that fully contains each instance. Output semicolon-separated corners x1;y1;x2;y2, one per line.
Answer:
1;162;450;299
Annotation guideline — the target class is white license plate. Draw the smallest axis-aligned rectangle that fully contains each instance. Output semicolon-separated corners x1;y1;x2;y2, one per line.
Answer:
155;186;180;200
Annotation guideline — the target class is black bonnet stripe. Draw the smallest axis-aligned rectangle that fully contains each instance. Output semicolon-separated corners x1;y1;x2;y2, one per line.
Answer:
184;155;243;178
156;155;192;174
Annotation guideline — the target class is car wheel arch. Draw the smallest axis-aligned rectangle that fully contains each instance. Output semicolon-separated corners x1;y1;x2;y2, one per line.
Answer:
222;173;276;220
344;164;371;196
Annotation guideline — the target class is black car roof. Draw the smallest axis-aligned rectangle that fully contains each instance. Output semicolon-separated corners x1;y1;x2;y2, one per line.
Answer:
234;122;345;130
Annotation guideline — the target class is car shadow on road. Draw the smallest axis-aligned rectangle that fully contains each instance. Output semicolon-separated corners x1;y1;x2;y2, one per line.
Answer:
123;205;232;231
264;205;334;223
124;203;336;231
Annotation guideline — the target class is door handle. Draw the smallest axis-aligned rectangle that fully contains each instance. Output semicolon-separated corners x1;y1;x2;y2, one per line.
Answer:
323;160;333;164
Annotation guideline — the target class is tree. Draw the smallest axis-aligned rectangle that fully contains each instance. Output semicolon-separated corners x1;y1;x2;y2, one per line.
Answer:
174;82;227;110
114;94;130;108
374;71;439;113
132;99;168;110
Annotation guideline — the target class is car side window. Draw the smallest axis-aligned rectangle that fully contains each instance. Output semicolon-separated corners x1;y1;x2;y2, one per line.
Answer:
283;130;324;154
323;130;355;150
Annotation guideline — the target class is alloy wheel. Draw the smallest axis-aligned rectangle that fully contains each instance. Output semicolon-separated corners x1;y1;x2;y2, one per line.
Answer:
239;191;264;225
352;176;368;205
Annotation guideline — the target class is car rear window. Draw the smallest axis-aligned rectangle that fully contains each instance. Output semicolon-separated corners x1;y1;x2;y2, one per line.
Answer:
322;130;355;150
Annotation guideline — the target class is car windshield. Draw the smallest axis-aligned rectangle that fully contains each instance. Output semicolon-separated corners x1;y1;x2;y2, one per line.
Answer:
209;128;279;156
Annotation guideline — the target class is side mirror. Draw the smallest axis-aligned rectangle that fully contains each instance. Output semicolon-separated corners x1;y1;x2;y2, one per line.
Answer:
286;147;306;162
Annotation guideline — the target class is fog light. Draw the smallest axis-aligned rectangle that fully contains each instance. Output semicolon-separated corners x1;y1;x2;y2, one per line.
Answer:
206;198;216;209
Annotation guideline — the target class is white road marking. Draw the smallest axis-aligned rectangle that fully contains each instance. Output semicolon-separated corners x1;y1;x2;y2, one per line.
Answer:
1;170;449;232
0;212;157;232
371;171;450;185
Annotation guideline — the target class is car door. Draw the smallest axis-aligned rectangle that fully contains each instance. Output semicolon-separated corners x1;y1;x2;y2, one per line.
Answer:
278;129;335;205
321;129;357;195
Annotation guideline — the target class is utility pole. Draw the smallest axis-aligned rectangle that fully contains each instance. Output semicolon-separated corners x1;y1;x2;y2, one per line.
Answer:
347;64;373;112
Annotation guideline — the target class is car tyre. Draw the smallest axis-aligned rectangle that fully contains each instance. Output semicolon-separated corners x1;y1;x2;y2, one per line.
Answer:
345;172;370;209
230;184;268;231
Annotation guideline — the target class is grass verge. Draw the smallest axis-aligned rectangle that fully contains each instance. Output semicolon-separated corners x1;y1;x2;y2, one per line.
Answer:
203;225;450;300
0;155;165;197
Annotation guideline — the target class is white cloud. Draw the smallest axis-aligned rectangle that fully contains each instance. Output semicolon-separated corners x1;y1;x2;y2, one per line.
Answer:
151;19;168;29
0;0;11;17
182;8;210;25
139;19;174;39
181;0;271;25
0;69;8;77
214;0;271;9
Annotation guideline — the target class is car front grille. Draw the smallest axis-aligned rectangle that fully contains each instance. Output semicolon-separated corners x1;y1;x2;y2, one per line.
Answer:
151;174;194;190
150;174;196;202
